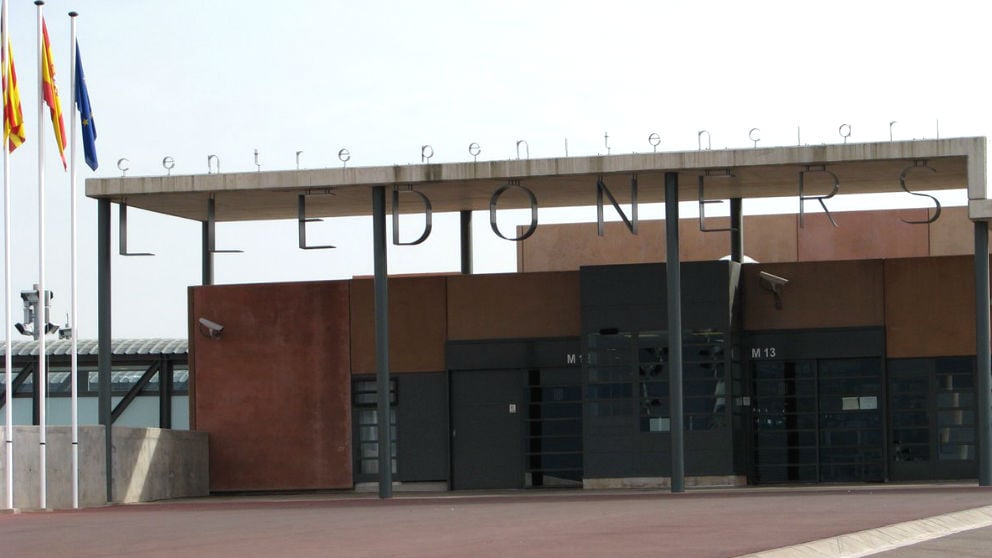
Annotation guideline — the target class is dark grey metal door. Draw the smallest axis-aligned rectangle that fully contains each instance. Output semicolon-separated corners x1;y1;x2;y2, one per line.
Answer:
450;369;524;490
750;357;884;483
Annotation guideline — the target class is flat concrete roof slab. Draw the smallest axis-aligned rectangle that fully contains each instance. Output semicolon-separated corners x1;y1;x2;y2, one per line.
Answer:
85;137;985;222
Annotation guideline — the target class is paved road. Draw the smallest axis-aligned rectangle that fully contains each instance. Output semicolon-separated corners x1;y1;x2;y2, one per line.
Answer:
1;485;991;557
870;525;992;557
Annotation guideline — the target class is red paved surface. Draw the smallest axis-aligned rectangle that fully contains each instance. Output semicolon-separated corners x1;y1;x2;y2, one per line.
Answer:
2;485;991;558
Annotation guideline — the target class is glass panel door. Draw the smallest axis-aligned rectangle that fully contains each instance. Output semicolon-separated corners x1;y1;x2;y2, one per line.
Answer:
751;358;884;483
751;360;817;483
817;358;883;482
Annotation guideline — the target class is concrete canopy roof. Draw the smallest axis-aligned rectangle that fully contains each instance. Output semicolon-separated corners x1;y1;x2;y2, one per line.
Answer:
85;137;987;223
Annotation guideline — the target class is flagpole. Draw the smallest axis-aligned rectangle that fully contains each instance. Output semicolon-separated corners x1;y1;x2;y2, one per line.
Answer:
67;10;78;509
34;0;46;510
2;0;14;511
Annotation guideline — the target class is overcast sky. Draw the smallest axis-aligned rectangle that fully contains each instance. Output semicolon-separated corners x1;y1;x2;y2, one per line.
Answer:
1;0;990;339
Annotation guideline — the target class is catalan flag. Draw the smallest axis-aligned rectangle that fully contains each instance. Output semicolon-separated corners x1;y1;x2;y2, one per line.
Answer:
41;18;66;169
2;12;24;152
74;42;97;170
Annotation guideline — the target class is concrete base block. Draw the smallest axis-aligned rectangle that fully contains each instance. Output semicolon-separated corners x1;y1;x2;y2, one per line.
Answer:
583;475;746;490
1;426;208;510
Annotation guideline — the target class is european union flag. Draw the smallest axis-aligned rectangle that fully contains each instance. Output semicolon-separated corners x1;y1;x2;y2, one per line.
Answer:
74;42;97;171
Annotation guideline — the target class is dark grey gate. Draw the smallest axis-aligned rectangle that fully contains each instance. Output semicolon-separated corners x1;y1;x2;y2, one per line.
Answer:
450;368;525;490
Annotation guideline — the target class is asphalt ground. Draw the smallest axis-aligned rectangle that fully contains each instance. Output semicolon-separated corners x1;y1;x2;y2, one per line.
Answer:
1;484;991;558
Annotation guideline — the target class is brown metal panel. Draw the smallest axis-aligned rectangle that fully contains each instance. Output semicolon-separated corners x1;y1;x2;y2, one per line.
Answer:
187;287;198;430
798;209;930;261
517;221;664;272
929;206;991;257
681;218;730;262
744;214;799;263
349;276;447;374
190;281;353;491
517;213;800;272
742;261;885;331
447;272;581;340
885;256;977;358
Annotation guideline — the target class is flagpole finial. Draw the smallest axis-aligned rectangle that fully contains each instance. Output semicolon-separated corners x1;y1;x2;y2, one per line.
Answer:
34;1;44;6
69;11;78;17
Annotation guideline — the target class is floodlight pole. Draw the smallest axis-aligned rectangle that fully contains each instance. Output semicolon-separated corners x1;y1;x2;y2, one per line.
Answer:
372;186;392;498
976;222;991;487
666;172;685;493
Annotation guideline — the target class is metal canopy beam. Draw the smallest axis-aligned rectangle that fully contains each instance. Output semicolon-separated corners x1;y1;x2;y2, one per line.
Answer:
110;362;160;423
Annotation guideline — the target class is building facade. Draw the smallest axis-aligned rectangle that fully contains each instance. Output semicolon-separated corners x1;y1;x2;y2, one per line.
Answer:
188;207;985;492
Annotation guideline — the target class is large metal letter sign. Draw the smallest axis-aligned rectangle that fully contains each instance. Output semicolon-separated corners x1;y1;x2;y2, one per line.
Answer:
798;167;839;228
596;175;638;236
899;161;942;224
490;181;538;241
392;185;433;245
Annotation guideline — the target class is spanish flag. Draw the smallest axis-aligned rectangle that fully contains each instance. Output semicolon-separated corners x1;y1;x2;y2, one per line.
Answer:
41;18;66;168
2;37;23;152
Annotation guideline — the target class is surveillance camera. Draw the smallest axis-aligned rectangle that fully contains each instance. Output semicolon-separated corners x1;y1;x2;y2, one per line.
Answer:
198;317;224;338
758;271;789;288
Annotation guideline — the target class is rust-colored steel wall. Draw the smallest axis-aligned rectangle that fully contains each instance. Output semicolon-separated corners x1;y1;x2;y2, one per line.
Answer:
516;221;663;272
350;276;447;374
884;256;978;358
447;272;581;340
744;214;800;263
517;215;803;273
798;209;930;261
189;281;353;491
517;208;982;272
742;260;885;331
930;206;992;257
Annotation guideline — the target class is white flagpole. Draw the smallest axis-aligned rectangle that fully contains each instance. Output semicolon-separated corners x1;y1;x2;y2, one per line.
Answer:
68;10;78;509
2;0;14;511
34;0;46;510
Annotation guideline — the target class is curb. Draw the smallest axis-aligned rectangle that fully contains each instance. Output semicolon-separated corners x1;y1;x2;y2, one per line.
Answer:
736;504;992;558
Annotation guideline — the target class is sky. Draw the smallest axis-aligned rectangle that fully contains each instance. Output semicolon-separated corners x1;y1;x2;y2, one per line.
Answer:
1;0;990;340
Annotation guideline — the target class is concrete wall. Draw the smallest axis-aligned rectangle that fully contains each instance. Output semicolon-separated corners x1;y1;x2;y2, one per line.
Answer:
189;281;353;491
0;426;208;510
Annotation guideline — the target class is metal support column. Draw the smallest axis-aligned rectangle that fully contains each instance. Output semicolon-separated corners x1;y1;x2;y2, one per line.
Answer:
665;172;685;493
976;222;991;487
202;222;212;285
460;210;472;274
97;199;113;502
730;198;743;262
372;186;392;498
202;198;215;285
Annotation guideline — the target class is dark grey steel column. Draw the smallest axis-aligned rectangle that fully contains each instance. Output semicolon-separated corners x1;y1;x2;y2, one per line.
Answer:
97;199;113;502
372;186;392;498
460;210;472;274
730;198;743;262
202;198;215;285
665;172;685;493
201;222;212;285
976;221;991;486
